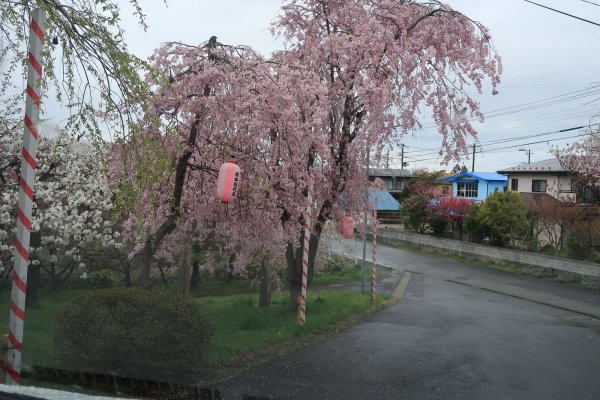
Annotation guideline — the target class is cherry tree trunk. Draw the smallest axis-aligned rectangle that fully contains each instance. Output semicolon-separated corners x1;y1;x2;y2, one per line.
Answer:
138;243;154;289
259;256;271;307
226;253;236;282
177;241;191;297
137;218;176;289
189;242;201;290
286;233;320;312
124;262;132;288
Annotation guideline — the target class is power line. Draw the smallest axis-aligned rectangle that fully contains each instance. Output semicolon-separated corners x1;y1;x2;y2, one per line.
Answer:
482;132;589;152
400;128;597;164
524;0;600;27
477;85;600;116
393;85;600;132
403;132;587;163
400;122;600;157
477;90;600;118
581;0;600;8
412;86;600;130
403;107;599;149
417;88;600;130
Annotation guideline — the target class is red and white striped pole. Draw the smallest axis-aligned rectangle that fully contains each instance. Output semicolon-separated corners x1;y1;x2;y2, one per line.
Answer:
5;8;46;385
298;179;313;326
371;212;377;303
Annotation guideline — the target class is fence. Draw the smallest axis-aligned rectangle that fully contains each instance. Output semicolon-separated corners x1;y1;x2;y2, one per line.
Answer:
371;229;600;278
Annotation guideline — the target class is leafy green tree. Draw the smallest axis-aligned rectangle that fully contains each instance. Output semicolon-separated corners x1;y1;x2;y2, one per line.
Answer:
464;202;486;240
451;164;468;174
398;168;444;203
466;191;529;247
401;194;429;233
429;216;448;237
0;0;153;137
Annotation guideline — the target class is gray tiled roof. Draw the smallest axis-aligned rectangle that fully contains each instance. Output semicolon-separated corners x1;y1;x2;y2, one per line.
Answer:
497;158;567;174
369;168;412;178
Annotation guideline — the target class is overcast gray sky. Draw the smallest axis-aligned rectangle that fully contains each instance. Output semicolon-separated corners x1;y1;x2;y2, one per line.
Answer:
45;0;600;172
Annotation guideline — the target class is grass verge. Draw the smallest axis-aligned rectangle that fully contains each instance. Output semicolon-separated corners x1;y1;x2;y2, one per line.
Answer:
0;277;391;390
200;289;391;383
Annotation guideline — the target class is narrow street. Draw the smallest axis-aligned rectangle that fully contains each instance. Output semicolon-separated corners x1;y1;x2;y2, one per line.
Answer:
218;240;600;399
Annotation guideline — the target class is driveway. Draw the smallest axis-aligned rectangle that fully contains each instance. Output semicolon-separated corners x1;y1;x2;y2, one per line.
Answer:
217;239;600;400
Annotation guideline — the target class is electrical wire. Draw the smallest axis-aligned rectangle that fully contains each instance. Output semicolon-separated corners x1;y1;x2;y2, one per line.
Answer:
524;0;600;27
399;129;596;164
417;88;600;130
581;0;600;7
397;122;600;158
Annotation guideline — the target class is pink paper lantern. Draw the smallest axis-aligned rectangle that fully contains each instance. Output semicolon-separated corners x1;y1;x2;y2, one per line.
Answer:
342;215;355;238
216;162;241;203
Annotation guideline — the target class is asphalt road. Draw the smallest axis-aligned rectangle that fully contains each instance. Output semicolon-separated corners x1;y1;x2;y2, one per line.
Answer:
217;239;600;400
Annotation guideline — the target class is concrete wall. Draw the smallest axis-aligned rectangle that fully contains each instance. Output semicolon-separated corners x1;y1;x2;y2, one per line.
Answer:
373;228;600;278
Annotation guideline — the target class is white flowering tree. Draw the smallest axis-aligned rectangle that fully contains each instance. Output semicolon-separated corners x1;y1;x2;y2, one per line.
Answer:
0;124;118;298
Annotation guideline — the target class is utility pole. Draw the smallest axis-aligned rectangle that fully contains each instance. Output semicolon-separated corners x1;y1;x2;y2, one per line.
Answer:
401;144;405;169
361;149;370;294
519;148;531;164
386;148;389;169
471;144;476;172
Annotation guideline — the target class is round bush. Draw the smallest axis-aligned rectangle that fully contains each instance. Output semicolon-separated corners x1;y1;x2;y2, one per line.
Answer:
54;288;215;383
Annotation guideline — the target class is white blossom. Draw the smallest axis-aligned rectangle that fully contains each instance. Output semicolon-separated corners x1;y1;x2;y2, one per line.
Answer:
1;130;122;280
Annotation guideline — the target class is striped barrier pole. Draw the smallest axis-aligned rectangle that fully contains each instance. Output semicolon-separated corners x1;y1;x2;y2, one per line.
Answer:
5;8;46;385
371;212;377;303
299;179;313;325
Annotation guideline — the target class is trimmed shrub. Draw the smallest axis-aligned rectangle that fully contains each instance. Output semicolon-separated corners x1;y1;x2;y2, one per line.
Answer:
54;288;215;383
429;216;448;237
318;255;353;275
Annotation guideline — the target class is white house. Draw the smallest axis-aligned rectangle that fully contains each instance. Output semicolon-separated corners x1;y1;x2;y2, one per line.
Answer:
497;158;575;202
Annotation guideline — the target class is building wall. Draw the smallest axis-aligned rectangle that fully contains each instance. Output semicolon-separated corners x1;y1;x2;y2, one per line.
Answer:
485;181;506;198
371;176;410;201
452;177;506;202
507;173;574;200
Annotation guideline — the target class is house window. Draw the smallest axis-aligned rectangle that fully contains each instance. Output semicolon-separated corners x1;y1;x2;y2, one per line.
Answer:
511;178;518;191
580;185;600;204
387;179;404;190
532;180;547;193
457;182;478;198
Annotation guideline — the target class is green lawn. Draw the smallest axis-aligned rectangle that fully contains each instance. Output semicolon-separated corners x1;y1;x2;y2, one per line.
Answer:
202;289;389;365
0;276;390;379
0;288;91;369
312;264;362;284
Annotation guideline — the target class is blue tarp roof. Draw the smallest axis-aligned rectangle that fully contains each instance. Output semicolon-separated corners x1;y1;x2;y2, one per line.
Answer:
368;191;400;211
444;171;508;182
337;190;400;211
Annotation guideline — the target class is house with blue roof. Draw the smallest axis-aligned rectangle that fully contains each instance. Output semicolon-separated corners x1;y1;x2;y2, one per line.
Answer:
339;190;401;227
444;172;508;202
368;191;400;211
367;191;401;226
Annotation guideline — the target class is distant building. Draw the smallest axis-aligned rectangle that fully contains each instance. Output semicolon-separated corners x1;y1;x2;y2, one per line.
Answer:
497;158;575;202
368;191;402;226
444;172;508;202
368;168;412;201
433;173;454;197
